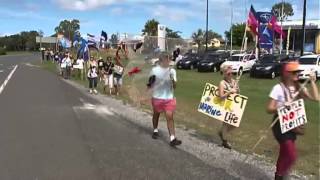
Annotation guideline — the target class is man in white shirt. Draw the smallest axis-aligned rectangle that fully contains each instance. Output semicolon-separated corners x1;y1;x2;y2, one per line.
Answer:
147;52;182;146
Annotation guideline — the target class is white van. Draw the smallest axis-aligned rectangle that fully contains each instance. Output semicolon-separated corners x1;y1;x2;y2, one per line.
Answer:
298;55;320;80
220;53;256;75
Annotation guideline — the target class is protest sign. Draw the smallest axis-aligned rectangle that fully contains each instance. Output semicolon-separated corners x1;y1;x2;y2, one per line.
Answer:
198;83;248;127
277;99;307;134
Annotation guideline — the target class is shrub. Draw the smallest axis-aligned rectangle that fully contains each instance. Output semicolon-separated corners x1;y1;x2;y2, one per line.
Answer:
0;47;7;55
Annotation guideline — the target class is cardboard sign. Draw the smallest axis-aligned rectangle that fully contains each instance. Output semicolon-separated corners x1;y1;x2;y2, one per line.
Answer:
277;99;307;134
198;83;248;127
113;65;124;75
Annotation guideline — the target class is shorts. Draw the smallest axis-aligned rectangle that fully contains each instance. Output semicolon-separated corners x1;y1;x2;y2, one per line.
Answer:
104;74;114;88
152;98;176;113
113;74;123;86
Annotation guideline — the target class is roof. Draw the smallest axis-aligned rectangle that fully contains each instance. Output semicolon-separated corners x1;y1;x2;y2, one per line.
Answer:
282;19;320;30
300;54;320;58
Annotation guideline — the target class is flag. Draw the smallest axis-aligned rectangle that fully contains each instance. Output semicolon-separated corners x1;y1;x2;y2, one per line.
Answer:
87;33;99;51
73;32;81;46
247;5;259;35
270;16;286;38
128;67;142;76
58;37;71;49
101;31;108;41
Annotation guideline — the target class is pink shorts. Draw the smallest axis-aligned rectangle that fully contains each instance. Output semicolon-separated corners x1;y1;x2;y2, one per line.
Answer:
152;98;176;113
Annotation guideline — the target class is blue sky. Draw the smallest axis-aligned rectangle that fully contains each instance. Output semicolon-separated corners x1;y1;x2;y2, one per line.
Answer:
0;0;319;38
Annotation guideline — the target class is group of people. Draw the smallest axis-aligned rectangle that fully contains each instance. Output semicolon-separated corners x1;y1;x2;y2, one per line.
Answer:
146;51;319;180
55;51;124;96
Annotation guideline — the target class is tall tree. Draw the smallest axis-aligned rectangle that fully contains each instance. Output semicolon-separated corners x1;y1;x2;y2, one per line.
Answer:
192;29;204;51
110;34;119;48
54;19;80;41
142;19;159;36
271;2;294;21
166;27;181;38
224;23;253;47
202;30;222;44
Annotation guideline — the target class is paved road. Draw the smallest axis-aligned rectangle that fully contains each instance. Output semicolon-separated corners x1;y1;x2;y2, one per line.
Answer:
0;54;238;180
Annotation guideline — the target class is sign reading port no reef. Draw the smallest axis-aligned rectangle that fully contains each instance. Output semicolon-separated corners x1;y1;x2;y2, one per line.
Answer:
198;83;248;127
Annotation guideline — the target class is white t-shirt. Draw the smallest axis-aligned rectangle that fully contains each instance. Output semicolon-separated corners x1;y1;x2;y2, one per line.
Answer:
269;83;297;108
150;66;177;99
76;59;84;69
61;58;67;68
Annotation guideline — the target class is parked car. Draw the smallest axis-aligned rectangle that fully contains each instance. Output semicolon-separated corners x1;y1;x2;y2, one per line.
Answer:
220;53;256;75
176;53;203;70
197;52;230;72
298;54;320;80
250;54;289;79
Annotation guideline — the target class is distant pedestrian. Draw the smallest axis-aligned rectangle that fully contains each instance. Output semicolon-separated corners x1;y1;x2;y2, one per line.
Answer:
266;61;319;180
60;53;68;77
98;57;105;82
113;57;124;96
45;49;50;61
218;64;240;149
75;57;84;80
87;56;98;94
103;56;114;95
147;52;182;146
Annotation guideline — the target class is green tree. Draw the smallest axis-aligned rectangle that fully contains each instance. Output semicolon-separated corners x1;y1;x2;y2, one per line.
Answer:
224;23;253;47
271;2;294;21
202;30;222;44
142;19;159;36
192;29;204;51
110;34;119;48
166;27;181;38
54;19;80;41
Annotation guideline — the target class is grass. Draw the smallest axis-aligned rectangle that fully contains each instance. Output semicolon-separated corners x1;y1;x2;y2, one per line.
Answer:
40;50;320;177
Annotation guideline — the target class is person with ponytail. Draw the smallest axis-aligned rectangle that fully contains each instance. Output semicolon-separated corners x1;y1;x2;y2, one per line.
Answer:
266;61;319;180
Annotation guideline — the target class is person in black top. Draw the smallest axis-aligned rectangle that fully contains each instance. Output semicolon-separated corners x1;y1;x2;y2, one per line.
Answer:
103;56;114;95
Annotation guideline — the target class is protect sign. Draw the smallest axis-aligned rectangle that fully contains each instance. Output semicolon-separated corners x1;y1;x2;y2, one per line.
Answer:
198;83;248;127
277;99;307;134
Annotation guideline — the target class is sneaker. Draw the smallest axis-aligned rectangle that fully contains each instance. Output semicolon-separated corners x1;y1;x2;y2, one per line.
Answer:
93;89;98;94
89;89;93;94
222;140;232;149
170;138;182;146
152;132;159;139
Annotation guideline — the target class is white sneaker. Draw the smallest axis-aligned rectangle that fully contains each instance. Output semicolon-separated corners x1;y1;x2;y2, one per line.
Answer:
93;89;98;94
89;89;93;94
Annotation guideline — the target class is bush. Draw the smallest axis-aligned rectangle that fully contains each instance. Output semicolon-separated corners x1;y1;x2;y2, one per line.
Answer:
0;47;7;55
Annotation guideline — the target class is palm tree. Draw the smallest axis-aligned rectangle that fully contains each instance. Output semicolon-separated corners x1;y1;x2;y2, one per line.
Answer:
192;29;204;52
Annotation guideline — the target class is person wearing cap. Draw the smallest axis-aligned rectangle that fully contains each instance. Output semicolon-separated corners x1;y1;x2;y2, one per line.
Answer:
147;52;182;147
87;56;98;94
266;61;319;180
218;64;240;149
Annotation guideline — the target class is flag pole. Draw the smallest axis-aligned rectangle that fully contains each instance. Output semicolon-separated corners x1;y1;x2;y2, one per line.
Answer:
230;0;234;56
300;0;307;56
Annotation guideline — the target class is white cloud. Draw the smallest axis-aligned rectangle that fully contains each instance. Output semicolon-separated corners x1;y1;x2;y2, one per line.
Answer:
55;0;117;11
111;7;124;15
152;5;197;22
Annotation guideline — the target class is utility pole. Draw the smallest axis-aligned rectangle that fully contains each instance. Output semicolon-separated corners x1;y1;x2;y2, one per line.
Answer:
230;0;233;56
205;0;209;52
300;0;307;56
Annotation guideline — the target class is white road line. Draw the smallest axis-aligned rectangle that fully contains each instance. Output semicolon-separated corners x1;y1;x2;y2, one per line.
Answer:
0;65;18;95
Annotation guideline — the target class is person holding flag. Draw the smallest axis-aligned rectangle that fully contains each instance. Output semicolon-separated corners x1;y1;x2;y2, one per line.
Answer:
266;61;319;180
217;64;240;149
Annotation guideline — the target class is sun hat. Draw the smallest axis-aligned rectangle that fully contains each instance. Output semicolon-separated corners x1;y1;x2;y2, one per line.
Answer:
284;61;303;72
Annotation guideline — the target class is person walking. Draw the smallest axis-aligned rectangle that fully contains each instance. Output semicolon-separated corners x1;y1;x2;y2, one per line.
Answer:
65;54;72;79
266;61;319;180
87;56;98;94
103;56;114;95
147;52;182;147
218;64;240;149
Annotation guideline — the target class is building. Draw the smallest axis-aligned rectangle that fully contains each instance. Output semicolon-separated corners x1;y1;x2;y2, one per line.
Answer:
282;19;320;54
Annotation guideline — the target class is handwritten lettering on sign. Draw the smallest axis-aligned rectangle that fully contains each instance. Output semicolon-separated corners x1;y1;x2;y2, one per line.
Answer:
277;99;307;134
198;83;248;127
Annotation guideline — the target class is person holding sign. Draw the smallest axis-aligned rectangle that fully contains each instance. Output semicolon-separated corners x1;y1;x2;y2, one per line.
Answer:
147;52;182;147
113;57;124;96
217;65;240;149
266;61;319;180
